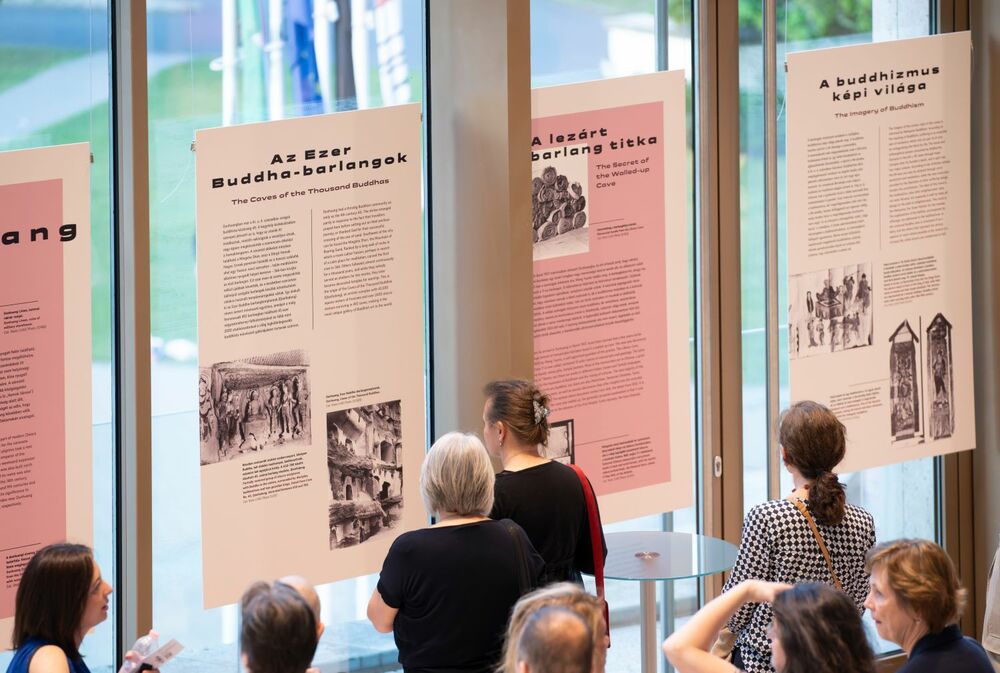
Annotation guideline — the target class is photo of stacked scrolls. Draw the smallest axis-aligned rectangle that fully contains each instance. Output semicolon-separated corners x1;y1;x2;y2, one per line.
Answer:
531;166;587;243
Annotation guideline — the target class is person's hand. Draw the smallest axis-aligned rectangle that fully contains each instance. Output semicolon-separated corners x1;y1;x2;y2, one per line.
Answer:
117;630;161;673
117;650;143;673
741;580;792;604
117;650;160;673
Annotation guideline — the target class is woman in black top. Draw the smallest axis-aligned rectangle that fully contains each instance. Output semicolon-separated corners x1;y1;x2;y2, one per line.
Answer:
368;432;544;673
865;539;993;673
483;379;607;584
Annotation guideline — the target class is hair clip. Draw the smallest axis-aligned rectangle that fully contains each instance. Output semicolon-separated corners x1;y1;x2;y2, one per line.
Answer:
533;399;549;424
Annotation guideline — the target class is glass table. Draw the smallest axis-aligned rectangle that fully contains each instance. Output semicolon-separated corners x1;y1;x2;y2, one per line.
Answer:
603;531;739;673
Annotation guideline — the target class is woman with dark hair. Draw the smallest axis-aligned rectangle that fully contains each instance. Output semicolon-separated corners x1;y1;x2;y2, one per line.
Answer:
721;401;876;672
663;580;875;673
483;379;606;585
6;543;155;673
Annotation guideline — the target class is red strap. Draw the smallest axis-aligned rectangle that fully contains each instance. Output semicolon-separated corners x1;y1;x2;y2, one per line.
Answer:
569;464;609;644
569;464;604;598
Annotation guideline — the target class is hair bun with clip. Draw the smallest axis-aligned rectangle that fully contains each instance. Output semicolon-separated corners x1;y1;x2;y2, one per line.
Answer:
532;399;549;424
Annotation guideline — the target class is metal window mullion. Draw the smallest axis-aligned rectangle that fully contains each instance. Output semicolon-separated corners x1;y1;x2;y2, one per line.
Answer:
111;0;153;659
422;0;435;447
694;0;729;587
694;0;720;551
656;0;670;70
696;0;744;606
763;0;782;501
657;2;676;668
935;0;977;637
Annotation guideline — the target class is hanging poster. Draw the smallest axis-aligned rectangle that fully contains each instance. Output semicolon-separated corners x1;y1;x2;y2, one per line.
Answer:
195;105;425;608
0;143;92;646
786;32;973;473
530;72;692;522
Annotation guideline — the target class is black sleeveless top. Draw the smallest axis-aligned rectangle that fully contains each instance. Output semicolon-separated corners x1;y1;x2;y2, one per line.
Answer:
490;461;607;584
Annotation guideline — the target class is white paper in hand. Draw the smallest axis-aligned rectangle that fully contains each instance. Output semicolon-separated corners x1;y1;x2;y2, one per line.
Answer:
141;639;184;668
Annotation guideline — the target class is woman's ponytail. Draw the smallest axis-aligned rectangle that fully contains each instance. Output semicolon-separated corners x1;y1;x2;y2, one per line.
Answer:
808;470;846;526
778;401;848;525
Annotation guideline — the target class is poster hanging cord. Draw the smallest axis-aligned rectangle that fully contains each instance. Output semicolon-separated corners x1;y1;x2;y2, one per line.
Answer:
88;0;93;151
776;0;788;122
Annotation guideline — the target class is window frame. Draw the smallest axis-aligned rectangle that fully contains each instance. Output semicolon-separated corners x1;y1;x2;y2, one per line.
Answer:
97;0;981;669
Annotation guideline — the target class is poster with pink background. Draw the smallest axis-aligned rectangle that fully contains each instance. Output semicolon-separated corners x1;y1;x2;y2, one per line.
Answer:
531;72;692;522
0;179;66;618
0;143;91;647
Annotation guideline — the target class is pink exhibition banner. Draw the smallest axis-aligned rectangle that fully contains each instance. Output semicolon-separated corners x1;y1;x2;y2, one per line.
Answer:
531;73;692;522
0;144;92;647
0;180;67;618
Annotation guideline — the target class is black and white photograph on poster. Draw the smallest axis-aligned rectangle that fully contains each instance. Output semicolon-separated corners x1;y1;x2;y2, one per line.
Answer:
543;419;574;465
889;320;923;444
926;313;955;440
199;350;311;465
788;262;874;359
327;401;403;549
532;155;589;262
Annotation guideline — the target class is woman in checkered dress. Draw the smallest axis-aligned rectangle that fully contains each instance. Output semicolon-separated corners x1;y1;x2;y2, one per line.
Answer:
723;401;876;673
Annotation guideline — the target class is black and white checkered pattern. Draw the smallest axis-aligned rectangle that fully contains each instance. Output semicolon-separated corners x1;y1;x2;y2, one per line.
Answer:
723;499;876;673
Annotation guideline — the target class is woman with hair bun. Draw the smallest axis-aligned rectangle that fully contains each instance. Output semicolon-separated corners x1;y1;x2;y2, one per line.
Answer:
482;379;606;585
722;401;876;673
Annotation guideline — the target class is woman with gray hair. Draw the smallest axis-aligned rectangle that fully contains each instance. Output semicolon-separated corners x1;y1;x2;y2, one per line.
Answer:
368;432;544;673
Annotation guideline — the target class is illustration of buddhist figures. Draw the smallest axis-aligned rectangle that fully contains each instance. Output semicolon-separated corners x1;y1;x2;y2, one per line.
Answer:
197;350;311;466
926;313;954;439
889;320;922;442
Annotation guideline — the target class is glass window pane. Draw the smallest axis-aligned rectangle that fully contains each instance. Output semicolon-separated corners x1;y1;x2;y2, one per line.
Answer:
148;0;425;669
531;1;656;87
531;2;698;671
738;0;934;658
0;3;116;670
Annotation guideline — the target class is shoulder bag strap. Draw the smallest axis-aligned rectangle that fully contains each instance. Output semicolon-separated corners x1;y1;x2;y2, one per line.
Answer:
569;464;610;643
787;496;842;591
501;518;531;595
569;464;605;597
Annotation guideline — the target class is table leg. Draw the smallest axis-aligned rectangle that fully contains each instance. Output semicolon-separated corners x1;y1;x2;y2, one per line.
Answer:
639;579;658;673
661;579;674;673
